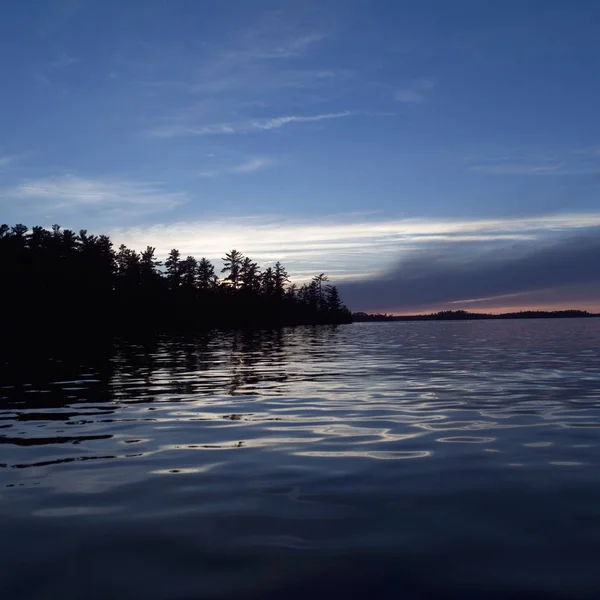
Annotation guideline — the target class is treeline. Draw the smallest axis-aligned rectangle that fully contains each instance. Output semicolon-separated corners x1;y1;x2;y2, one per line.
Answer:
353;309;597;322
0;223;351;335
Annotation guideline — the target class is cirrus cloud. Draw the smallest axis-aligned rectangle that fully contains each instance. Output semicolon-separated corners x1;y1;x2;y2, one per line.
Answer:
198;156;278;178
146;110;355;138
2;174;188;218
395;77;435;103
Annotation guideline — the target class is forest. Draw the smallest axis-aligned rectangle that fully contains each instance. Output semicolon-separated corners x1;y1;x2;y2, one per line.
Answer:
0;224;352;336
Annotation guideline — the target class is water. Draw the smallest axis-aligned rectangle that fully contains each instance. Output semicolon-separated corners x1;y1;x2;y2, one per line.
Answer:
1;320;600;599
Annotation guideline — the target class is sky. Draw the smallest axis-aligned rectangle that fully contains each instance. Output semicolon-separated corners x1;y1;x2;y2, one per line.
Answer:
1;0;599;313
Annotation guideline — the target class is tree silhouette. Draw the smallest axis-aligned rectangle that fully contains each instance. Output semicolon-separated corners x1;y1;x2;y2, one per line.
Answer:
262;267;275;297
274;261;289;300
197;258;217;290
140;246;161;280
286;283;297;300
241;257;261;293
326;285;343;312
165;249;181;290
222;249;244;289
12;224;28;238
181;256;198;290
313;273;329;309
1;223;353;337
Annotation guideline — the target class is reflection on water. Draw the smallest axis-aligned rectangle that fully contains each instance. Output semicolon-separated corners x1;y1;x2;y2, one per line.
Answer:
2;320;600;598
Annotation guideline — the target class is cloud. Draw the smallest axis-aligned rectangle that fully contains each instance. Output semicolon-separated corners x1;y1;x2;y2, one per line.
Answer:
132;19;330;97
105;211;600;286
257;111;353;130
0;154;23;170
199;156;277;178
575;146;600;158
138;66;353;97
339;226;600;313
468;146;600;177
470;163;563;175
130;13;361;139
3;175;188;218
449;283;600;313
49;52;79;68
231;157;276;174
395;77;435;103
253;32;327;59
147;111;354;138
217;11;327;64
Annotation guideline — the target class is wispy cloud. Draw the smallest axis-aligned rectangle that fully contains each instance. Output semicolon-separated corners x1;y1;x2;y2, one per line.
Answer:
258;111;353;130
470;150;600;176
470;163;563;175
231;157;276;174
137;66;353;97
450;291;531;305
130;12;364;139
214;10;327;65
131;17;329;95
0;153;25;170
445;284;600;314
395;77;435;103
250;32;327;59
49;52;79;68
3;174;188;217
199;156;277;178
147;111;354;138
107;211;600;282
575;146;600;158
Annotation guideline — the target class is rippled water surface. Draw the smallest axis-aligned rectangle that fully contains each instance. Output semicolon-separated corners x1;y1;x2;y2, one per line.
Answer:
2;320;600;599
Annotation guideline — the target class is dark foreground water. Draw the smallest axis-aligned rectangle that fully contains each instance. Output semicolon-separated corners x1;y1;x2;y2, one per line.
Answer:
1;320;600;599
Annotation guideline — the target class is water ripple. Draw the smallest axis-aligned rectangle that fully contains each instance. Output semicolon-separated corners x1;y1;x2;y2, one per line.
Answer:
2;321;600;597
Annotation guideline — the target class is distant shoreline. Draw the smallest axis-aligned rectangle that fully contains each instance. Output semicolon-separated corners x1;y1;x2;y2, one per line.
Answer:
352;309;599;322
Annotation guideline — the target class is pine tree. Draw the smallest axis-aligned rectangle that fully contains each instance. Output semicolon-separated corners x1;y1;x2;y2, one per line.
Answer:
221;249;244;289
165;248;181;290
241;257;261;292
197;258;217;290
181;256;198;289
274;261;289;300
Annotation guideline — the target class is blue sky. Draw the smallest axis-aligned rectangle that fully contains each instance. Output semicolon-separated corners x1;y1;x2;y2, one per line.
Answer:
1;0;600;312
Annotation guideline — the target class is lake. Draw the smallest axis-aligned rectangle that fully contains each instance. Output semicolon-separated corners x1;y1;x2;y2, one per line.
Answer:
1;320;600;599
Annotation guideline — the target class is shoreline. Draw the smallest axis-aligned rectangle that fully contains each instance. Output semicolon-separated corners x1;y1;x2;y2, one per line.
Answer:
352;310;599;322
